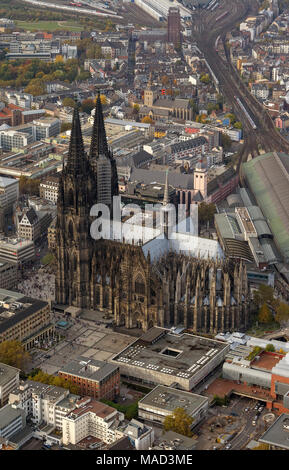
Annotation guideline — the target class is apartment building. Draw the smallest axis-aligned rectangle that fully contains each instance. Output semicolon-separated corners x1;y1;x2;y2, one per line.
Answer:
0;363;20;407
39;176;59;203
0;130;33;151
58;357;120;401
9;380;79;430
18;207;52;242
32;118;61;141
62;398;124;446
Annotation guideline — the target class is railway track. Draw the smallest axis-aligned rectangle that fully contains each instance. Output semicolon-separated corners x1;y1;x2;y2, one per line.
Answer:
191;0;289;173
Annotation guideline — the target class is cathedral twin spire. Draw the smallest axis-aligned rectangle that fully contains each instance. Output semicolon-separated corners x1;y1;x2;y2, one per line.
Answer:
89;90;109;159
65;90;119;202
67;90;110;173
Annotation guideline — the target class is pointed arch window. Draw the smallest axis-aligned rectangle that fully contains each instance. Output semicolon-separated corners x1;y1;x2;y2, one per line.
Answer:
135;274;145;295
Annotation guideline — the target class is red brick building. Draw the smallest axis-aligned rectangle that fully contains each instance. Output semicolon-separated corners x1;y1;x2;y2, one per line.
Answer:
58;357;120;400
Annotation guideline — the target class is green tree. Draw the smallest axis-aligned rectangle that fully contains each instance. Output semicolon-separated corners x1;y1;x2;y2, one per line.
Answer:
200;74;211;84
80;98;95;115
141;116;153;124
258;303;273;324
253;284;274;308
265;344;275;352
163;407;193;437
19;176;40;196
198;202;216;226
62;97;76;108
24;78;46;96
61;122;72;133
29;370;79;394
220;133;232;151
0;340;30;371
233;121;243;129
276;302;289;325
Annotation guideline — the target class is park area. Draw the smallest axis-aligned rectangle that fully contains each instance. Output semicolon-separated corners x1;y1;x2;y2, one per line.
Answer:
15;20;84;32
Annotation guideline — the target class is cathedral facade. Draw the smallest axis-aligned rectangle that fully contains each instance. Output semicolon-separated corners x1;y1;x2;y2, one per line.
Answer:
55;94;249;334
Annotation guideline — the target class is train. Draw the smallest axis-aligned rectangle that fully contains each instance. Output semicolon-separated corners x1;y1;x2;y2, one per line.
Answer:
235;96;257;129
70;2;82;6
215;10;228;22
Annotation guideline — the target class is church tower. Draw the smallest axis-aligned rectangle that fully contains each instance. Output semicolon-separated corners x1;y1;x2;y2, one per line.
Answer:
55;105;96;308
89;91;119;204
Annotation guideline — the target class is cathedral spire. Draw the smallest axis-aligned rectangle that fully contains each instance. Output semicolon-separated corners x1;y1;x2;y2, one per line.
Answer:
89;90;109;159
67;103;85;173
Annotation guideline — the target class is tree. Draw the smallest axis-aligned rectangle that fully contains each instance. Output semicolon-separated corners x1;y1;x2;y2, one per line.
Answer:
200;73;211;84
258;303;273;324
198;202;216;226
233;121;243;129
276;302;289;325
80;98;95;115
19;176;40;196
24;78;46;96
61;122;72;133
62;97;76;108
28;370;79;394
141;116;153;124
163;407;193;437
99;94;107;106
265;344;275;352
132;103;140;115
253;284;274;309
0;340;30;371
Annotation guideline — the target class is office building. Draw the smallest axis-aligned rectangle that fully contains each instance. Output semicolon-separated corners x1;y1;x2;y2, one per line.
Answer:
0;404;26;439
58;357;120;401
0;238;35;265
167;7;181;46
62;398;124;446
0;288;54;350
111;328;229;391
0;363;20;407
138;385;209;426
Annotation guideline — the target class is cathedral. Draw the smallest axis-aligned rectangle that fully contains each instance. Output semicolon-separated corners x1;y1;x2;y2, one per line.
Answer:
55;93;249;334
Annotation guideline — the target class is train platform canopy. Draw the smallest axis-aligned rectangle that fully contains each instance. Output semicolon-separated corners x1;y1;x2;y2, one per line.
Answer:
243;152;289;263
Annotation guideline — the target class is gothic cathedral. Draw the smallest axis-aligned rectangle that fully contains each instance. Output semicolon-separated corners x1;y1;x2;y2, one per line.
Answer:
55;93;249;333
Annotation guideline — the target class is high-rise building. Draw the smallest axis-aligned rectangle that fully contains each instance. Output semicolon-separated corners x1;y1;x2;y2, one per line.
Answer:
167;7;181;47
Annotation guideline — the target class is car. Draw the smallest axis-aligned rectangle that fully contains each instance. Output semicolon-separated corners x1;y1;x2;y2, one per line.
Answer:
252;420;256;426
212;446;218;450
244;407;249;412
254;404;259;410
230;412;238;416
225;444;232;450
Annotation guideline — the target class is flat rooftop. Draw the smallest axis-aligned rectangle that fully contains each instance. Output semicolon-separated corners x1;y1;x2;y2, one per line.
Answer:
112;328;228;380
58;356;118;382
0;362;19;386
0;404;24;431
252;351;282;372
139;385;208;414
259;413;289;450
0;288;48;335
